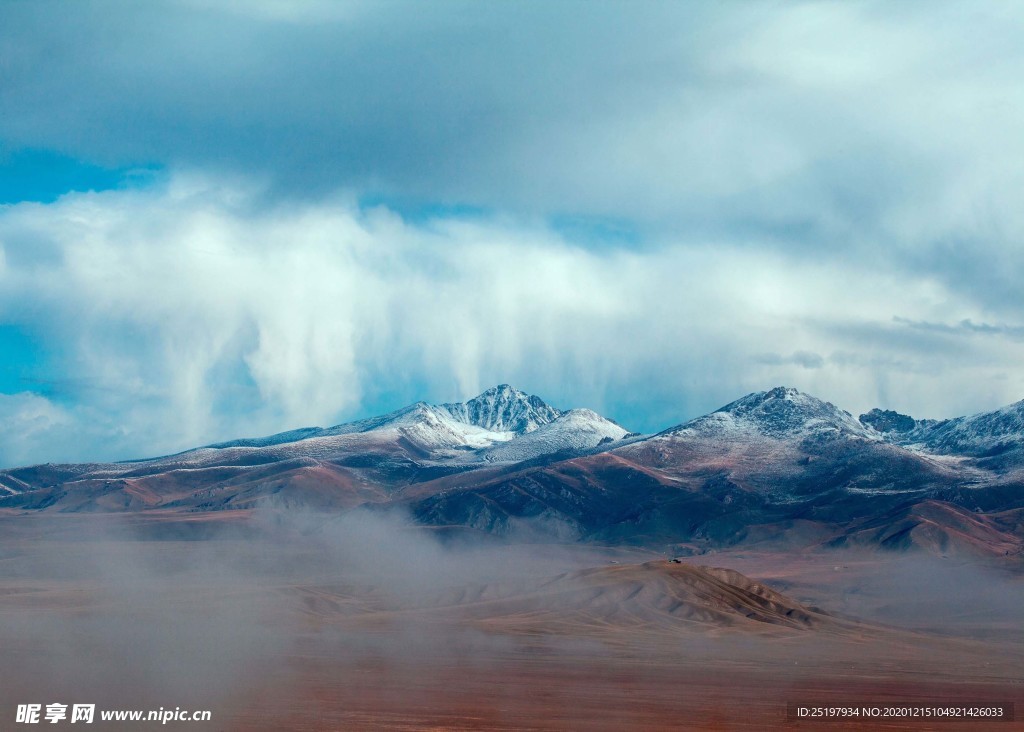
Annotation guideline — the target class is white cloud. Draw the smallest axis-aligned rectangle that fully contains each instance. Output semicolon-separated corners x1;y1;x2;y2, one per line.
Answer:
1;176;1023;465
0;392;73;467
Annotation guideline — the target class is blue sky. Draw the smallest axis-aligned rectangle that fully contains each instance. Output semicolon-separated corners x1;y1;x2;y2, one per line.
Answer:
1;0;1023;467
0;150;135;205
0;325;42;393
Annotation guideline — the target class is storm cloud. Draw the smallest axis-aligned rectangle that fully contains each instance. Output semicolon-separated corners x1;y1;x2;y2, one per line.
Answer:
1;1;1023;464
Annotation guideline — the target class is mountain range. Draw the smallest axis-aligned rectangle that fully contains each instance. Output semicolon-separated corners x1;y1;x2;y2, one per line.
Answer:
2;384;1023;557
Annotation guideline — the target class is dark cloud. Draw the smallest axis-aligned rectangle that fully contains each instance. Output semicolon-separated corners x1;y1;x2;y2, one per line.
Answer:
3;1;1021;316
894;317;1024;341
0;1;700;206
1;2;1023;463
0;2;1019;238
754;351;825;369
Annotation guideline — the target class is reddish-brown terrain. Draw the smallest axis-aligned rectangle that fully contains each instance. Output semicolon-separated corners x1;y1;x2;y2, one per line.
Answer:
1;511;1022;730
3;388;1024;728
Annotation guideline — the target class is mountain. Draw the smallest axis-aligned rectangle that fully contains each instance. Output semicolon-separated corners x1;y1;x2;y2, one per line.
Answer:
477;409;627;463
910;400;1024;466
858;408;943;439
860;400;1024;470
207;384;564;456
439;384;562;434
616;386;944;502
686;386;875;441
407;387;1024;554
3;385;1024;557
0;386;629;511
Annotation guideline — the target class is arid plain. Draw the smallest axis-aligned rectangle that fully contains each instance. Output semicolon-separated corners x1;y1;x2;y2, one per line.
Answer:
2;510;1021;731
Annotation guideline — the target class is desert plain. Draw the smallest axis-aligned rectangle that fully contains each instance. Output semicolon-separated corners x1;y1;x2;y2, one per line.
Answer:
2;510;1022;731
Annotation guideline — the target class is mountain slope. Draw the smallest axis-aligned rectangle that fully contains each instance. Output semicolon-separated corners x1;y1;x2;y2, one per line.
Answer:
406;387;1023;554
623;386;946;501
477;409;628;463
684;386;876;441
410;561;834;634
3;385;1024;557
916;400;1024;466
0;386;628;511
860;400;1024;471
439;384;562;434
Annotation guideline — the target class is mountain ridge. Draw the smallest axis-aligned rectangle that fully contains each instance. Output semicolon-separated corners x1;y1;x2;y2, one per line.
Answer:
3;385;1024;558
665;386;877;442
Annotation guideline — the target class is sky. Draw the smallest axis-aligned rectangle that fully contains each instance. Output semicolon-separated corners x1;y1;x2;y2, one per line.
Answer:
1;0;1023;467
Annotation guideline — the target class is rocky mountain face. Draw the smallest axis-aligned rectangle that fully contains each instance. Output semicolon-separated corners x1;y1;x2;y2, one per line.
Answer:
408;388;1024;555
859;408;937;436
439;384;562;434
0;385;629;511
860;400;1024;470
2;386;1024;558
688;386;874;441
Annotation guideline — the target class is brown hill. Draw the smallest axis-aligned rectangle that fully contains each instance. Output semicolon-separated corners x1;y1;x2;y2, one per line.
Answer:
292;560;839;637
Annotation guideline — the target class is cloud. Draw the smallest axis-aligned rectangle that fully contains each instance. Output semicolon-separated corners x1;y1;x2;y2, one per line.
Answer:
0;3;1020;221
1;2;1021;321
893;317;1024;341
0;176;1023;465
0;393;73;467
753;351;825;370
1;3;1024;463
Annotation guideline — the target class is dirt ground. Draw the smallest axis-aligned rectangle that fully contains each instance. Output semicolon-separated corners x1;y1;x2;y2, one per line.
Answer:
1;512;1021;730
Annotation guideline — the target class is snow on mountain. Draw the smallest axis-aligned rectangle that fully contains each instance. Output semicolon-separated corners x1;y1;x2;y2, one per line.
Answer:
203;385;563;458
6;385;1024;557
478;408;629;463
664;386;877;442
362;397;625;463
275;386;571;459
607;387;969;508
858;409;944;442
64;386;610;473
913;399;1024;459
439;384;562;434
353;402;513;452
200;402;512;465
858;400;1024;466
112;386;884;477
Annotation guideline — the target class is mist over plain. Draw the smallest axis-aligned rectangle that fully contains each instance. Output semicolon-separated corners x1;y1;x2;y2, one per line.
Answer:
2;505;1023;728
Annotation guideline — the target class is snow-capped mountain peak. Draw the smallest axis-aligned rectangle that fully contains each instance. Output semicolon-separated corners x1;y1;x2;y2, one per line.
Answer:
440;384;562;434
857;400;1024;465
718;386;869;435
668;386;874;440
198;385;582;462
913;398;1024;458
